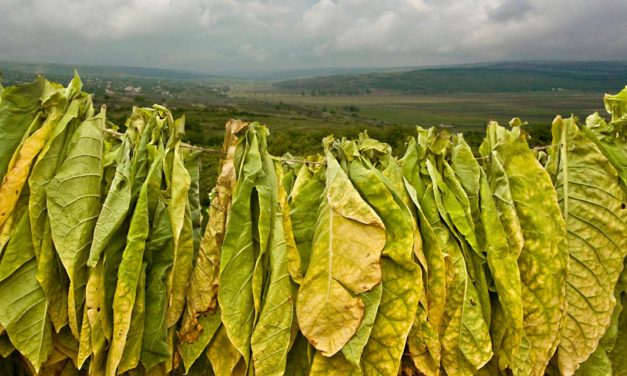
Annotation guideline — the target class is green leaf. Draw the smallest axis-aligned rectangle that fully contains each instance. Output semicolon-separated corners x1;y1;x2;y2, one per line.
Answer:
106;147;162;376
449;136;492;326
421;185;492;376
406;303;440;376
99;224;129;344
29;98;86;333
128;108;161;201
276;160;303;285
0;77;46;181
165;140;193;328
403;133;492;375
285;333;313;376
482;121;568;376
88;136;134;267
427;157;480;256
206;326;245;376
429;156;492;330
218;124;275;365
483;152;524;258
288;160;325;279
582;87;627;188
77;259;104;369
0;200;33;282
185;151;203;254
609;290;627;373
141;198;175;370
0;107;59;233
250;159;294;375
575;296;623;376
29;93;87;260
582;114;627;190
342;284;382;367
451;134;480;217
548;116;627;375
401;139;447;339
0;260;53;372
46;109;105;337
478;169;523;371
296;152;385;356
117;263;147;374
184;351;215;376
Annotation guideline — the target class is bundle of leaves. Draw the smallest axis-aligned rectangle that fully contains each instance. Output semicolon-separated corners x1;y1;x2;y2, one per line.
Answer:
0;75;207;375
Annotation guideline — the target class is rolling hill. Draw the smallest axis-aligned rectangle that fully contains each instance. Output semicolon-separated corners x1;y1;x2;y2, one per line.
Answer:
273;61;627;95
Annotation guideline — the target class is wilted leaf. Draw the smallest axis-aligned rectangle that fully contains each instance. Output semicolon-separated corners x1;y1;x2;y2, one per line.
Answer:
296;152;385;356
179;308;221;373
180;120;242;342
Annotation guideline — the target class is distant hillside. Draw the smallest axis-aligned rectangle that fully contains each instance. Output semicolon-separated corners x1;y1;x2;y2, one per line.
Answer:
0;61;222;86
211;66;418;80
273;61;627;95
0;61;412;83
0;61;238;103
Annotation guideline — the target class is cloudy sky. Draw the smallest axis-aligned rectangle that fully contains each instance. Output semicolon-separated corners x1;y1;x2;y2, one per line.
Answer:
1;0;625;73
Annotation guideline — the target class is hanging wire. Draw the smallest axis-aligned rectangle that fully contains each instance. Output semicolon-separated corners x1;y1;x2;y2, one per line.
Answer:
533;143;562;151
270;155;326;165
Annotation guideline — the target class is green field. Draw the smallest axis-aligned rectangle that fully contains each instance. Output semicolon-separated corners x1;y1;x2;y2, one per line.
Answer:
159;90;607;153
234;90;605;130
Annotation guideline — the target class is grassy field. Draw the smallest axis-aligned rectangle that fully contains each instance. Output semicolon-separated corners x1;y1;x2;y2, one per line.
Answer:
235;91;606;125
230;90;606;145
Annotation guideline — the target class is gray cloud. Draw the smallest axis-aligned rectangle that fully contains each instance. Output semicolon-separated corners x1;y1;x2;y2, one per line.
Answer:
489;0;534;22
0;0;625;73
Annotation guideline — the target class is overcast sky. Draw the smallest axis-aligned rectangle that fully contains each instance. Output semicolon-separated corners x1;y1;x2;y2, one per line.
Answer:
1;0;626;73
